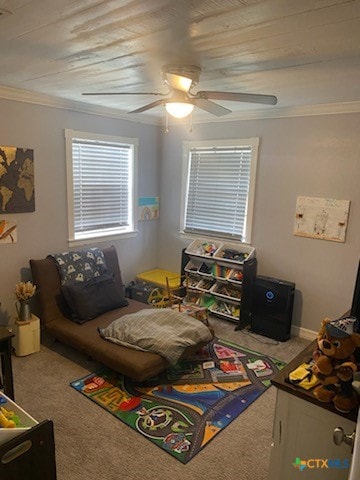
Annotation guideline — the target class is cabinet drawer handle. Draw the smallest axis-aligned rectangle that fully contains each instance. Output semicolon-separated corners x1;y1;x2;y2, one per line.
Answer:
1;439;32;464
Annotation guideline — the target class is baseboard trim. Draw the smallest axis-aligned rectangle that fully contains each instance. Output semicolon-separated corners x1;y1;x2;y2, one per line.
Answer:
291;324;317;340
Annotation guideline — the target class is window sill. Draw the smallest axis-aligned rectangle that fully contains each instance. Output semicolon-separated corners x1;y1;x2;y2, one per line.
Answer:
178;231;250;245
68;230;138;247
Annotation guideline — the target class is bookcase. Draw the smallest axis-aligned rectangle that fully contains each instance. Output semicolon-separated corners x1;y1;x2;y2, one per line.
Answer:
181;239;257;329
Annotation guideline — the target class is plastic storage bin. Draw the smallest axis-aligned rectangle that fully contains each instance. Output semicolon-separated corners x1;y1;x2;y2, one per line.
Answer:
185;239;222;258
184;260;199;274
209;300;240;320
127;281;154;303
227;268;244;284
196;278;215;292
210;283;242;301
211;264;232;280
136;269;181;291
213;242;255;266
0;393;38;446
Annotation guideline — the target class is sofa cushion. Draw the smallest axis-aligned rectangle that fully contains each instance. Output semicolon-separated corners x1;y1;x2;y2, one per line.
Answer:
61;273;128;323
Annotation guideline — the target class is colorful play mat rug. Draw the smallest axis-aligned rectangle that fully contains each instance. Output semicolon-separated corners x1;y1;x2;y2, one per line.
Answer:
70;338;284;464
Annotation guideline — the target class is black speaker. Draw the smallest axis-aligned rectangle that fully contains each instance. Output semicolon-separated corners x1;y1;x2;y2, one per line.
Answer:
250;275;295;341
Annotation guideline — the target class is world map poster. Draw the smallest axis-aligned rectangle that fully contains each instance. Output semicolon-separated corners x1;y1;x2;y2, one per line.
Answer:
0;146;35;213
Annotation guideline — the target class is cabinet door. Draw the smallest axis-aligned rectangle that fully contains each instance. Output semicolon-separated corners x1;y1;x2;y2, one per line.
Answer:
269;389;355;480
0;420;56;480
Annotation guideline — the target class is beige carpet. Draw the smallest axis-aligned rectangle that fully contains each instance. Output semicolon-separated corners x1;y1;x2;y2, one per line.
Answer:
11;317;310;480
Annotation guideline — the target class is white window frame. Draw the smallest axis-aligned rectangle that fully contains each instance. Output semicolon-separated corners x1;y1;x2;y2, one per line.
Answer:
65;129;138;246
180;138;259;244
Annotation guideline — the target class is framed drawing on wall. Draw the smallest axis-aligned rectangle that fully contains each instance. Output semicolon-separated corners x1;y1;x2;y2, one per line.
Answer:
0;219;17;243
138;196;159;221
294;196;350;243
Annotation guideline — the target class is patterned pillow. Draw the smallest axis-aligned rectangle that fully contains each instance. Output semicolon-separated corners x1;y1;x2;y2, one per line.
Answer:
49;248;109;285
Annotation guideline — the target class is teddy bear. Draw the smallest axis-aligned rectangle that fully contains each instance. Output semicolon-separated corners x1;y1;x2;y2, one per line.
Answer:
312;316;360;413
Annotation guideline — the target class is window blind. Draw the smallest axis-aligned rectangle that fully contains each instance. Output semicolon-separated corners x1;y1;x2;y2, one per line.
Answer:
72;139;132;236
184;146;252;240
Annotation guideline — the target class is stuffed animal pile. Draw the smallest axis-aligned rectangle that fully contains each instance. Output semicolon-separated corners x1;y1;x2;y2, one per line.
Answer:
312;317;360;413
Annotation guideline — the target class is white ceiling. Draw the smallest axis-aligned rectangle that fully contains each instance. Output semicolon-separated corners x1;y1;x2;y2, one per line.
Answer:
0;0;359;124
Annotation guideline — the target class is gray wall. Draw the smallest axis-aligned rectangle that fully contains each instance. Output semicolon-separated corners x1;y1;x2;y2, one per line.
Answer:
0;99;160;325
158;114;360;334
1;98;359;335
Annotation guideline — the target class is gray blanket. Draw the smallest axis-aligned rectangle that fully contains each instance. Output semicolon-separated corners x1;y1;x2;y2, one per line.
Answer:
99;308;213;364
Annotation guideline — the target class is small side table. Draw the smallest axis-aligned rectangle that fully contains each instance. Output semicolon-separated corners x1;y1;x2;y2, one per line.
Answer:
12;315;40;357
0;326;15;400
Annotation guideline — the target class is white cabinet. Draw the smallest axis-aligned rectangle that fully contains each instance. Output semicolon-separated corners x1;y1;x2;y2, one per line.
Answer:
183;238;257;327
269;389;355;480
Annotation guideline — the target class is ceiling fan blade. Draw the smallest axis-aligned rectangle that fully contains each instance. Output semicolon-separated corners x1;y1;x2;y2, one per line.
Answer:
128;99;165;114
82;92;168;96
196;91;278;105
192;98;231;117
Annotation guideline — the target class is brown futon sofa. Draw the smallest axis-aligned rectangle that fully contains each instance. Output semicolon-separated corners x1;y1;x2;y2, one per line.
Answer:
30;246;213;381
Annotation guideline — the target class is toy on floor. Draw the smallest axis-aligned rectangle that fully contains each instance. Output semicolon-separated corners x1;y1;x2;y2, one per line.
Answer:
312;317;360;413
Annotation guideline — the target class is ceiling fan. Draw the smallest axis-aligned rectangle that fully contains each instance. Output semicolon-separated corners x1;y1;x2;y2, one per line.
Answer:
82;65;278;118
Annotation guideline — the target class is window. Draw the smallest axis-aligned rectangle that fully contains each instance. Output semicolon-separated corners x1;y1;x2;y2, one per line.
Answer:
65;130;138;243
181;138;259;243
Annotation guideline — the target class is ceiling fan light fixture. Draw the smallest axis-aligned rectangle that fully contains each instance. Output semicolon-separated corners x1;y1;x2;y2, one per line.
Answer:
165;101;194;118
165;73;193;92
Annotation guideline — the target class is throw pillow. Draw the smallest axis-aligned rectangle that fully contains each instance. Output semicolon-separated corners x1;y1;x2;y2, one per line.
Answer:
49;248;109;285
61;273;128;323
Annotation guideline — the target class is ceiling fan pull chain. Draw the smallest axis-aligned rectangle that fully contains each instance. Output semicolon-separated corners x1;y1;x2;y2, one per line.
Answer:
165;111;169;133
188;112;193;133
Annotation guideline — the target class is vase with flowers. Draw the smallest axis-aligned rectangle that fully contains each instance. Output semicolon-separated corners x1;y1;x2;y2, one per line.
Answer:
15;281;36;323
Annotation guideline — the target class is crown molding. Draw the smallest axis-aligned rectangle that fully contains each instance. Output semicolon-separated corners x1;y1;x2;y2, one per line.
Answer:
171;101;360;126
0;84;359;126
0;85;162;126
